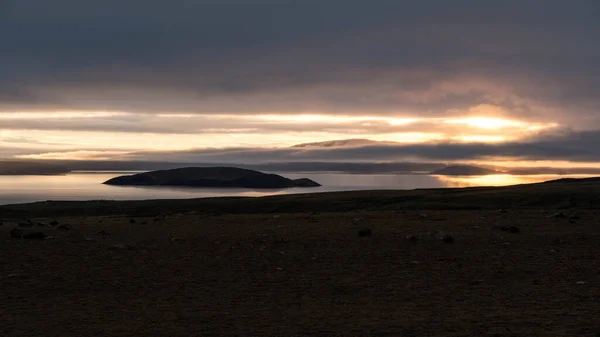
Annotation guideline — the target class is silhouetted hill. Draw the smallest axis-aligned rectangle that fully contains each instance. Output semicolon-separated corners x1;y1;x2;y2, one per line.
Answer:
103;167;321;189
0;161;70;175
431;165;498;176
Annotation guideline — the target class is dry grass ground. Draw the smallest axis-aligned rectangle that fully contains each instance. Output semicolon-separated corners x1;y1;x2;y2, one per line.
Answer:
1;207;600;336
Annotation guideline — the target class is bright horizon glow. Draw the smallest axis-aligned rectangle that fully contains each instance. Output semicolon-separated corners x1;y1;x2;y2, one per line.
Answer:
473;159;600;169
435;174;597;188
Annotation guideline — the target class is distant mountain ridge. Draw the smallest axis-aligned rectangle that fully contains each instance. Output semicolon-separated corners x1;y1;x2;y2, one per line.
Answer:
104;167;321;189
0;161;70;175
431;165;499;176
292;139;400;148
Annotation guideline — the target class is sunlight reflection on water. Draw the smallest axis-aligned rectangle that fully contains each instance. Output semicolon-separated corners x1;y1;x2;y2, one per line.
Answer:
433;174;595;188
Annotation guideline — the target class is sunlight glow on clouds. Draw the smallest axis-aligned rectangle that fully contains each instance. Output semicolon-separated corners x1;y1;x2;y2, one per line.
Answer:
0;111;129;119
453;135;507;143
254;114;422;126
16;150;131;161
373;132;446;143
0;105;563;161
445;117;524;130
152;112;556;135
444;117;557;131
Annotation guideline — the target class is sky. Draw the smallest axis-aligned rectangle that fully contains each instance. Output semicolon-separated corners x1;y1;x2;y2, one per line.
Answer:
1;0;600;165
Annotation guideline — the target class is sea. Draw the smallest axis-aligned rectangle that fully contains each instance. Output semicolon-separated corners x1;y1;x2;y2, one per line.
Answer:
0;171;593;205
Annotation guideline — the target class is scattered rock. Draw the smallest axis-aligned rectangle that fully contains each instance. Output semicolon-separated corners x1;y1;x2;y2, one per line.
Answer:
547;212;566;219
22;231;48;240
552;237;567;245
406;234;419;243
57;224;74;231
418;212;429;219
276;238;291;244
358;228;372;237
441;235;455;243
112;243;134;250
500;225;520;233
576;281;587;285
97;230;111;236
10;228;22;238
499;208;511;214
435;231;454;243
49;220;60;227
305;214;319;222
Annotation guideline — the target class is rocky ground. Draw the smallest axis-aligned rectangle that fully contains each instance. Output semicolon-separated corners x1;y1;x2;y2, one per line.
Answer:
1;208;599;336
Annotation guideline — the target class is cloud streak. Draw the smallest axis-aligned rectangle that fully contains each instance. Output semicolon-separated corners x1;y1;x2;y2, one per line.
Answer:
0;110;557;135
12;129;600;165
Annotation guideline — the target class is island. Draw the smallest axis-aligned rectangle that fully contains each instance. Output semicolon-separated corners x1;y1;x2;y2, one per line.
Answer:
430;165;499;176
0;161;70;175
103;167;321;189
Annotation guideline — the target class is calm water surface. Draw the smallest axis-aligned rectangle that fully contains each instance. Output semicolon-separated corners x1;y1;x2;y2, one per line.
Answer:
0;171;593;205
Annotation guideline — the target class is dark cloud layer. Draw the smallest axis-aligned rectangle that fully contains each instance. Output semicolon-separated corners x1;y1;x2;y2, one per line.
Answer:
1;0;599;125
92;129;600;163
